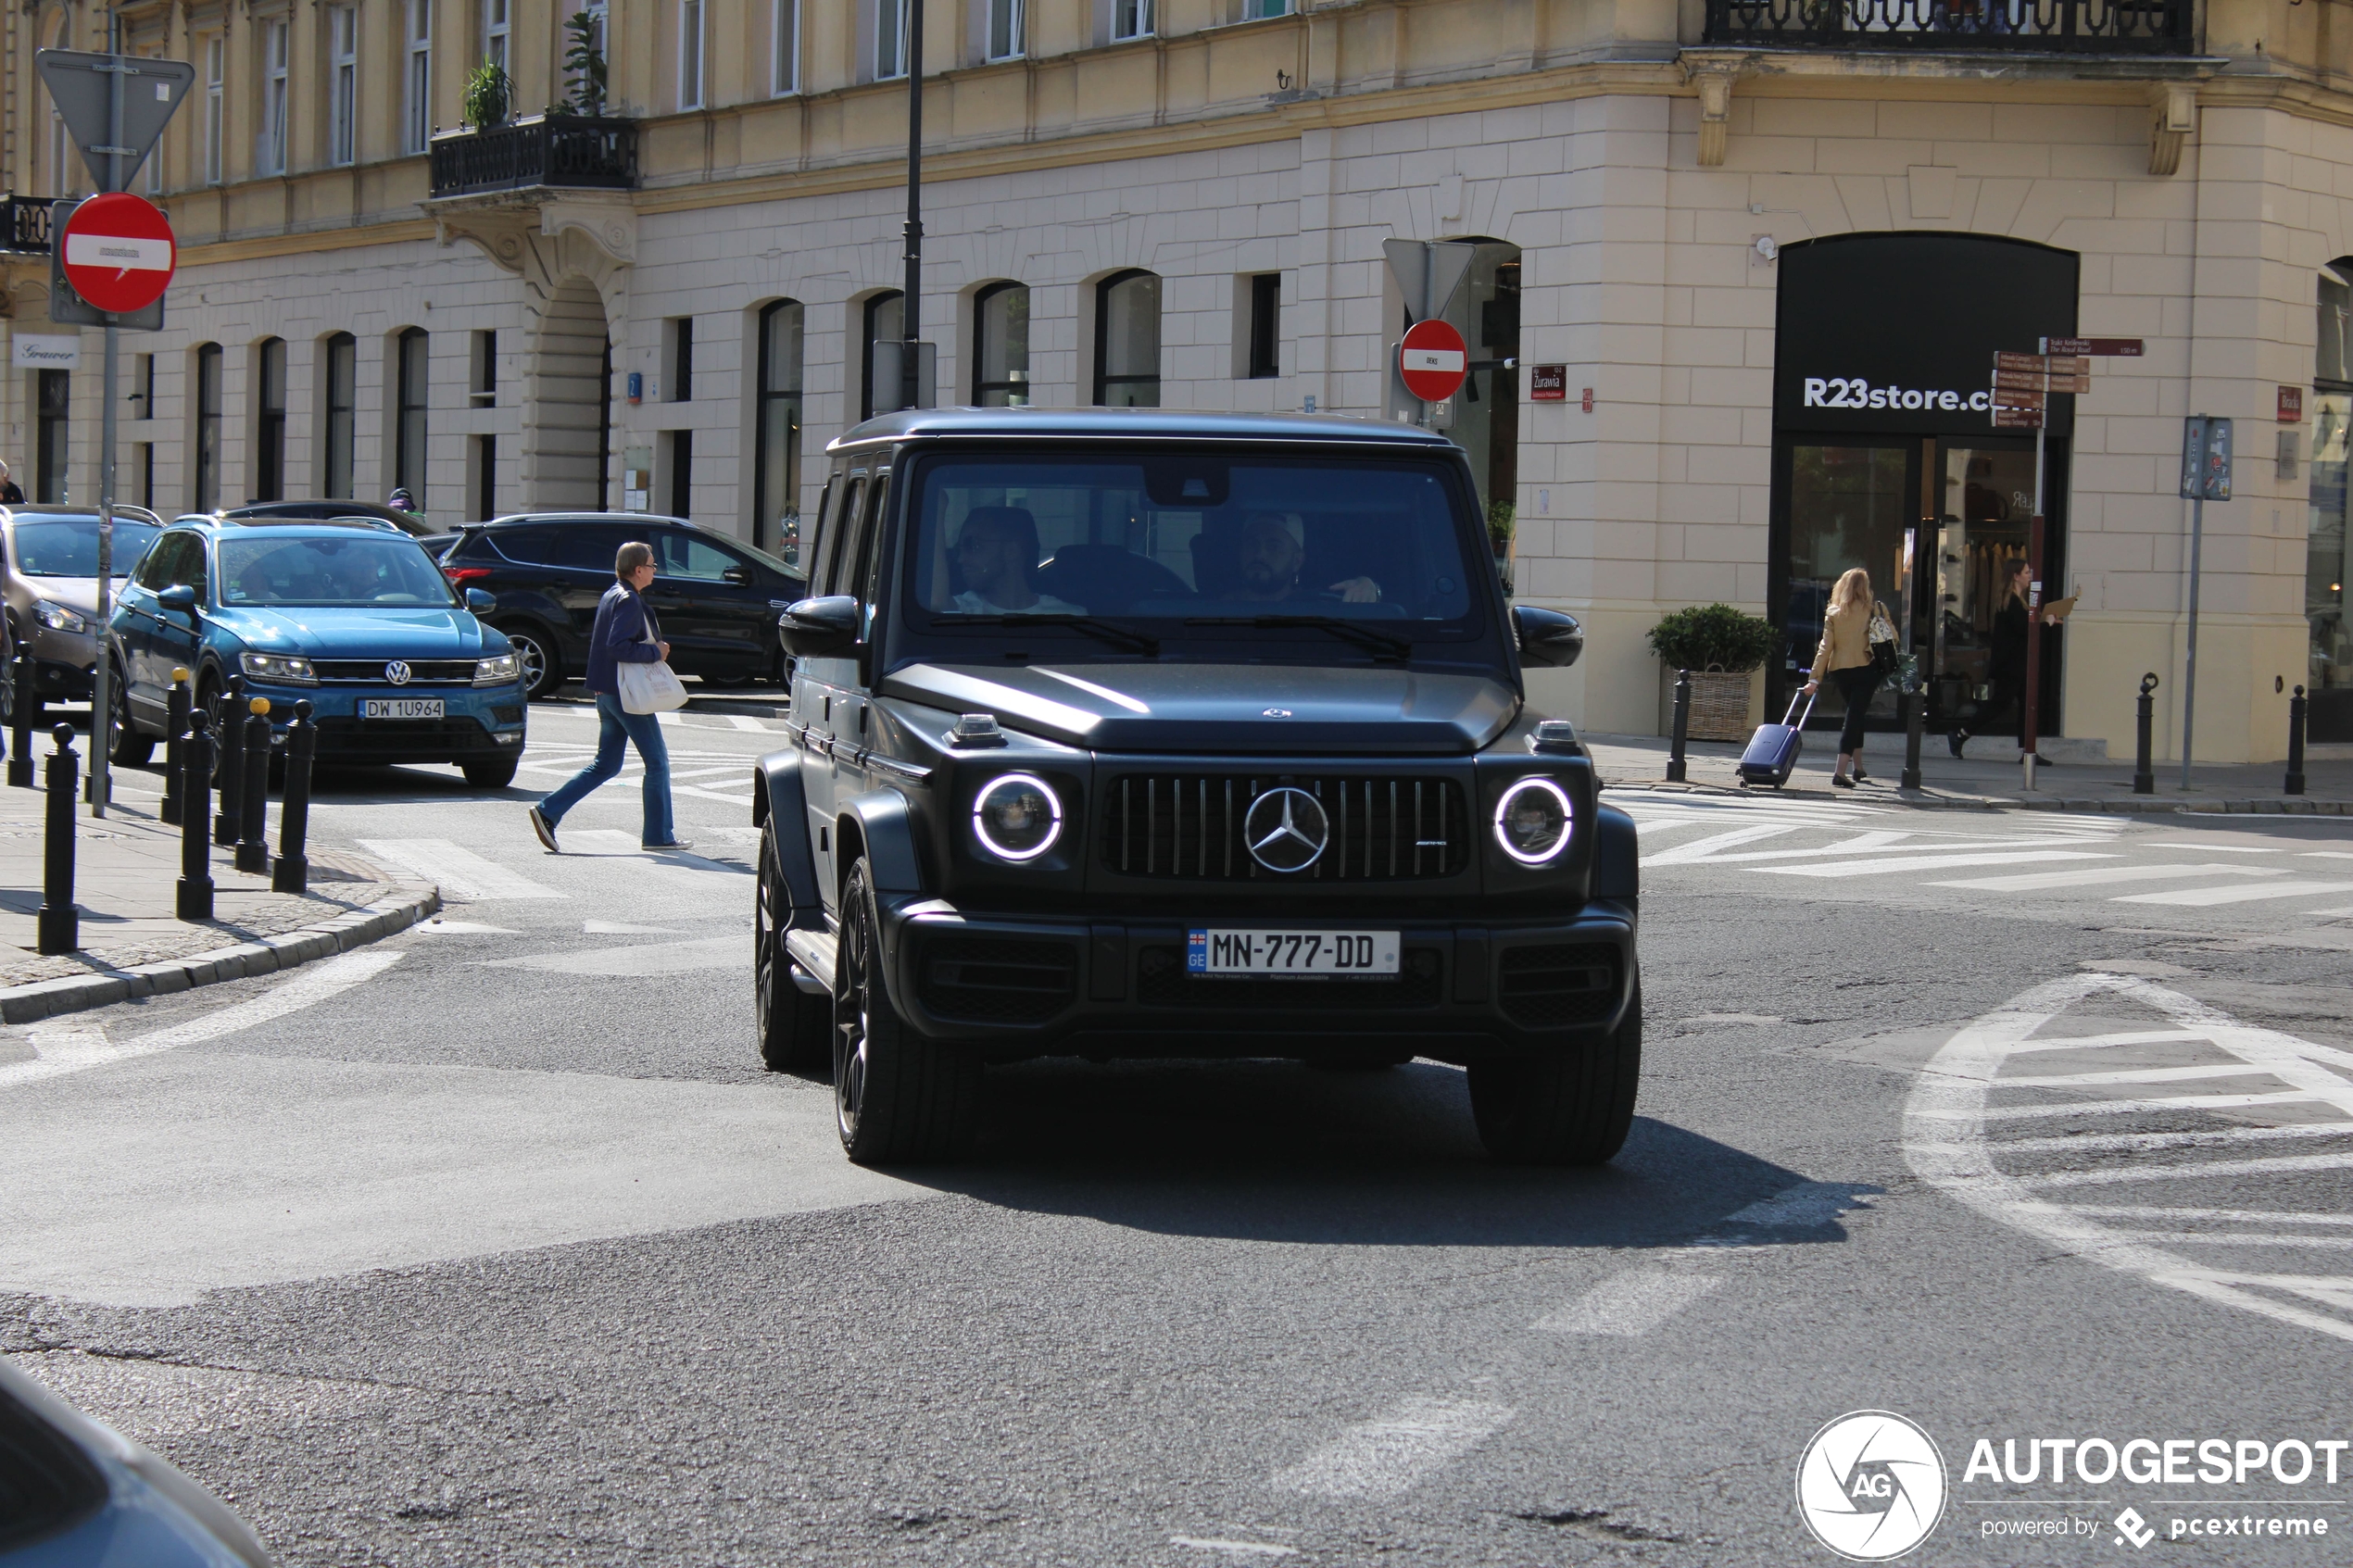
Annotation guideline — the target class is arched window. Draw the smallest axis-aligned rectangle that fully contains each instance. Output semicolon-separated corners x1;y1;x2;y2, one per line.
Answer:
395;327;428;504
861;291;903;420
1094;270;1160;407
193;344;223;510
754;300;804;559
321;332;357;498
973;282;1029;407
253;339;287;502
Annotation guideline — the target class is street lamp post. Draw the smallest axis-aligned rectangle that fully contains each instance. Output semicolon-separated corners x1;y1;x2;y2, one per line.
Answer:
901;0;924;416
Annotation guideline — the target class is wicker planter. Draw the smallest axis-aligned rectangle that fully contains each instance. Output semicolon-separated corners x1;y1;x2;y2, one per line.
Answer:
1682;669;1755;742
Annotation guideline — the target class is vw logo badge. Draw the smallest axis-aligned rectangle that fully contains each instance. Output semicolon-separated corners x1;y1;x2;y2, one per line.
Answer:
384;660;413;686
1243;787;1328;874
1262;707;1292;718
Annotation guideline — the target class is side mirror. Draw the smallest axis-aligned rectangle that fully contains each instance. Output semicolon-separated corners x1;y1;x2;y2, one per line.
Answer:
464;587;497;613
157;584;198;615
723;564;755;586
779;595;861;657
1514;604;1583;669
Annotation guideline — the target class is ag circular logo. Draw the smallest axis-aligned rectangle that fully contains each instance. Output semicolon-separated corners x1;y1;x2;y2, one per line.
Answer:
1795;1411;1946;1561
1242;786;1328;873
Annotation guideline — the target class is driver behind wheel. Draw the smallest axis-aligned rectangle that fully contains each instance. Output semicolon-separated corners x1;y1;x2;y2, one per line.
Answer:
1230;511;1379;604
950;506;1081;615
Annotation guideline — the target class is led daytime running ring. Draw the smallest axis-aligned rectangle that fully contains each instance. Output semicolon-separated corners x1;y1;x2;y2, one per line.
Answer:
973;771;1063;862
1492;776;1574;865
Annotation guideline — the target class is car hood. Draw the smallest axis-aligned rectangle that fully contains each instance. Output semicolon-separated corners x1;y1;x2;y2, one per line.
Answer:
23;575;130;619
882;661;1517;754
210;605;497;657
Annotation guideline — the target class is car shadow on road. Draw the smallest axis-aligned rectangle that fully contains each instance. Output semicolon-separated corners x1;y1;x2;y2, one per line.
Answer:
883;1057;1859;1251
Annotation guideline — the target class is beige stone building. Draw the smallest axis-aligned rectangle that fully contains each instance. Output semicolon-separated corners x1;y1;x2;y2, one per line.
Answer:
2;0;2349;759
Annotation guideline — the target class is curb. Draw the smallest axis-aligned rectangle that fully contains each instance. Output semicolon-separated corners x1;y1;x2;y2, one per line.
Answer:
1608;780;2353;815
0;886;442;1026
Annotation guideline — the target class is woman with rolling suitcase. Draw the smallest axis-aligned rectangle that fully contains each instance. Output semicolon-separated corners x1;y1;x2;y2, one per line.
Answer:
1802;568;1890;789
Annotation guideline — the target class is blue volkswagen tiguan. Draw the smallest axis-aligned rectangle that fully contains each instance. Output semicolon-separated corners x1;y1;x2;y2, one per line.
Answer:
107;516;528;787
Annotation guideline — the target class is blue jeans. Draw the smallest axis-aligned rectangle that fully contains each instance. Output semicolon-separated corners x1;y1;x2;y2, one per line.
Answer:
536;691;675;846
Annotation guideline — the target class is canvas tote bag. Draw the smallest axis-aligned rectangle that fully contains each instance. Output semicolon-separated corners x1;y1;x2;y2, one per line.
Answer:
616;598;689;714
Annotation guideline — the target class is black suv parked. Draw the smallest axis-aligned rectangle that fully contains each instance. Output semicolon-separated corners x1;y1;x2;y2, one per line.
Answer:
219;500;435;538
752;409;1639;1167
439;513;806;697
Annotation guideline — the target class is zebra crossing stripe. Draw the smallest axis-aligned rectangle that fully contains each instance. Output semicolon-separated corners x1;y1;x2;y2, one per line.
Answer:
1928;863;2282;892
355;838;567;900
1757;849;2117;877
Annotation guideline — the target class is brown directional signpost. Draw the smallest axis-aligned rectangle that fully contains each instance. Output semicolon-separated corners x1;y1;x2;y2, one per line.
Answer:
1989;336;2143;789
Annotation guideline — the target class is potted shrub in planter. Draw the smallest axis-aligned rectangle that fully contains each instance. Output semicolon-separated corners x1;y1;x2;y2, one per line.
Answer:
1647;604;1777;742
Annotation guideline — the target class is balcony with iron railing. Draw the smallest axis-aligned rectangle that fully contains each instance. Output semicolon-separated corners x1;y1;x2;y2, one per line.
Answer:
428;114;638;199
0;196;54;256
1703;0;2197;53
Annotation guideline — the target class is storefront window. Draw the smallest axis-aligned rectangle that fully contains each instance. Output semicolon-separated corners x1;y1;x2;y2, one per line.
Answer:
2309;266;2353;742
1785;445;1909;721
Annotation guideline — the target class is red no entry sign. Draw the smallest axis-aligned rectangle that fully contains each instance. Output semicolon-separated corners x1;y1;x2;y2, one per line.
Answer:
59;193;175;316
1399;320;1468;403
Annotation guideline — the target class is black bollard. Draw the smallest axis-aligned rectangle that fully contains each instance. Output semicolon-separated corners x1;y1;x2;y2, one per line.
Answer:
213;674;246;847
159;668;191;825
271;699;316;894
2287;684;2309;797
6;647;31;788
1666;669;1691;783
2133;671;2158;796
177;718;215;922
1901;666;1925;792
36;723;78;954
235;697;273;875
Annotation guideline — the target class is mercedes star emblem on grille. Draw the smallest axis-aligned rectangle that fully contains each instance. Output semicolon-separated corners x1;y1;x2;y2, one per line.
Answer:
384;660;413;685
1243;786;1329;873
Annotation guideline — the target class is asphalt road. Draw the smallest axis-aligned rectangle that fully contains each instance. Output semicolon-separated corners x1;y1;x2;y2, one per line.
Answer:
6;712;2353;1566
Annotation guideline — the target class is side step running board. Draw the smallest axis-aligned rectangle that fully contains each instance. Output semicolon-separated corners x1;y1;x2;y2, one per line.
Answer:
784;928;837;995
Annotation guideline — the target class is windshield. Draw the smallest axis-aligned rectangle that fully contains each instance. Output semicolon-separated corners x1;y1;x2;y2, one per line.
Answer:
219;534;459;608
10;518;163;578
903;453;1483;635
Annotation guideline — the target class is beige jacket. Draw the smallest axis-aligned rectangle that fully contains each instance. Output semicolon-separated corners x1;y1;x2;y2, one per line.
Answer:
1812;599;1875;677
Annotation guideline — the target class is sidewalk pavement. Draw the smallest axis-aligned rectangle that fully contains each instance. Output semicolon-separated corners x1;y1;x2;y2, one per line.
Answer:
0;765;438;1022
1584;729;2353;814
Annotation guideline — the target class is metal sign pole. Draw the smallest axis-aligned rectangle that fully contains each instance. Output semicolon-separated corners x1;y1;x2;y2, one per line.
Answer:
86;27;126;820
2020;338;2049;794
2182;489;2205;792
900;0;923;417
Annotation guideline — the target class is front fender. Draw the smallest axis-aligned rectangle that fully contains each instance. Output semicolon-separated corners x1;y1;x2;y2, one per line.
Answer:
751;747;822;920
1592;802;1639;902
840;787;925;895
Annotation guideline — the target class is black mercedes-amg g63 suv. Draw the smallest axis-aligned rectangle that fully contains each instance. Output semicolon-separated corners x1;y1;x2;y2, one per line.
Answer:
751;409;1639;1166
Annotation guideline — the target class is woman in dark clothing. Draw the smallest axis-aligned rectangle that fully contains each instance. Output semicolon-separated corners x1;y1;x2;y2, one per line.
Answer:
1952;559;2031;758
0;461;24;506
527;540;687;852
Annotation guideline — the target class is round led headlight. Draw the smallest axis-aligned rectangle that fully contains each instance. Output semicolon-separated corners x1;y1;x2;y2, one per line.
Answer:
1492;776;1573;865
973;772;1063;862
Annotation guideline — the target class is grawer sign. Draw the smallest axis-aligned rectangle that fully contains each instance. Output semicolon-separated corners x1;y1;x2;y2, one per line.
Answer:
1774;233;2082;438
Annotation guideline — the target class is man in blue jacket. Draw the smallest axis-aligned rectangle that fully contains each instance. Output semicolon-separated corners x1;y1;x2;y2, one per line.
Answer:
527;540;689;851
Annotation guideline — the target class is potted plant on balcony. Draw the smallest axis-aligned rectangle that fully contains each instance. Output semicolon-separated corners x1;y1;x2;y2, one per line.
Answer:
1647;603;1777;742
562;11;609;119
462;60;512;131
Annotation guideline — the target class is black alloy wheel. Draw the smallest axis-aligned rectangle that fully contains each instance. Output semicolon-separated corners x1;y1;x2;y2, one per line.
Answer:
755;824;832;1073
499;624;560;700
1466;984;1642;1166
833;858;981;1163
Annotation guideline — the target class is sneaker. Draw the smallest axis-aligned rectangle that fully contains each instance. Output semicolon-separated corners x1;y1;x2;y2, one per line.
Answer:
528;806;560;854
643;837;694;852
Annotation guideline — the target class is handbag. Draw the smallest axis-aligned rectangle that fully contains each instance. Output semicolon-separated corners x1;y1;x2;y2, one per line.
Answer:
1867;599;1901;680
615;598;689;715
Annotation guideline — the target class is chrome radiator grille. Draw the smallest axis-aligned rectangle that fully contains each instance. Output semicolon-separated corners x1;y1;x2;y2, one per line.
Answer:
1100;774;1471;882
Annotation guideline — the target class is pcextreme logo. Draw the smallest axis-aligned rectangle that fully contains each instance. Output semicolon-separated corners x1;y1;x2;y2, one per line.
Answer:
1797;1411;1949;1562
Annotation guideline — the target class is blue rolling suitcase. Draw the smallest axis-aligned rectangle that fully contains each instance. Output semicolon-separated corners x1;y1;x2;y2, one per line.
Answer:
1737;690;1817;788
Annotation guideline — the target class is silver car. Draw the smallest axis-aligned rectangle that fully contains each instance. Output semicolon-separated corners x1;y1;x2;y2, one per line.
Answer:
1;505;163;722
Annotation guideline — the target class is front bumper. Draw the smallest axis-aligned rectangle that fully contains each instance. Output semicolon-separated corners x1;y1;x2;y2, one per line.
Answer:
869;896;1639;1063
239;681;528;763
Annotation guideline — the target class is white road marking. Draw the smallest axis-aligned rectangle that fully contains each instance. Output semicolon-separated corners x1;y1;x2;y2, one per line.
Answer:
1989;1122;2353;1155
356;838;567;900
725;715;769;732
482;935;742;976
1972;1089;2325;1122
1758;850;2117;878
0;951;406;1092
1532;1268;1722;1336
1929;864;2282;892
1275;1395;1515;1500
411;920;523;935
2022;1150;2353;1187
1644;829;1922;867
1718;1182;1878;1229
2108;1232;2353;1249
1905;972;2353;1346
2066;1205;2353;1226
2143;842;2286;853
1638;823;1801;866
584;919;683;935
2297;851;2353;860
1170;1539;1297;1559
2112;880;2353;907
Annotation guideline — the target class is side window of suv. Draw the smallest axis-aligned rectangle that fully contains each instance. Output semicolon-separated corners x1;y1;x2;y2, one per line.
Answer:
654;530;747;582
486;526;555;566
134;532;183;589
550;527;628;573
818;477;865;597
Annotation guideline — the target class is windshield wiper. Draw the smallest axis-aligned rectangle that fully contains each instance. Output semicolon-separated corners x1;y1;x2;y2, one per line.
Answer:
935;613;1160;657
1183;615;1412;662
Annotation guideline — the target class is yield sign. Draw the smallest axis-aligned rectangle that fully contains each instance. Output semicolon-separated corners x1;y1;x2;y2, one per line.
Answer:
34;50;195;191
1399;319;1468;403
59;193;175;315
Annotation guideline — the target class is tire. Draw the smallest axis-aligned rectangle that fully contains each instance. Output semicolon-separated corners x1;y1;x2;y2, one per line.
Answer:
107;664;153;767
461;757;521;789
499;623;562;700
1466;984;1642;1166
833;857;981;1163
755;823;831;1073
